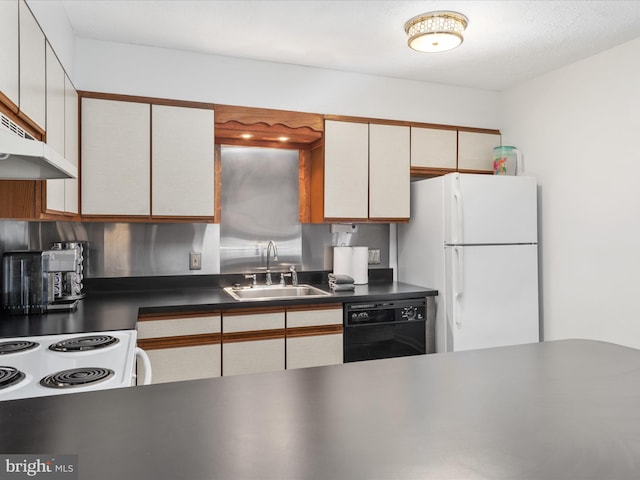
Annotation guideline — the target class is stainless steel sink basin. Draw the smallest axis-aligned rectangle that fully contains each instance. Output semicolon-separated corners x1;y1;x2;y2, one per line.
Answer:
224;284;332;301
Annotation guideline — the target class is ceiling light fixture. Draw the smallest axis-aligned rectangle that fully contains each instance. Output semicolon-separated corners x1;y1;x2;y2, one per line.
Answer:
404;11;468;53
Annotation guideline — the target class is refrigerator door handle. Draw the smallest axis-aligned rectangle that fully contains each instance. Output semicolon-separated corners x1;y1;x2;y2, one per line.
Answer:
453;246;464;327
453;188;463;244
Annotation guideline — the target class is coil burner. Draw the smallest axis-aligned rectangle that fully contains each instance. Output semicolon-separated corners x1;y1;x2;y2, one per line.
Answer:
40;367;115;389
49;335;119;352
0;341;39;355
0;366;26;390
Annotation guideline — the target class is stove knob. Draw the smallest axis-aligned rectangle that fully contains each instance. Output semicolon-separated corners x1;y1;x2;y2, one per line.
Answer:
403;307;417;320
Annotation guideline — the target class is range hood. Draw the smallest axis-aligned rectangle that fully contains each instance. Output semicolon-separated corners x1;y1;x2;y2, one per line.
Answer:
0;114;77;180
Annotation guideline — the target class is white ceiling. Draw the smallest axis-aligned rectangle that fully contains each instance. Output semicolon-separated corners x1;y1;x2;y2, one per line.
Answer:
57;0;640;91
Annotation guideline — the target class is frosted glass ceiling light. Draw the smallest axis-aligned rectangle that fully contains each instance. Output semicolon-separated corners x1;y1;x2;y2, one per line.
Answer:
405;11;468;53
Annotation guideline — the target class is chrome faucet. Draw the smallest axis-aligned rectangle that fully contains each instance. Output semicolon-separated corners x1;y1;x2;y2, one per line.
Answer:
265;241;278;285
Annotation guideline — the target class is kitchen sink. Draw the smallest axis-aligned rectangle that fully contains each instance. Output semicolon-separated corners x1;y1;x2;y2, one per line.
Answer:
223;284;332;301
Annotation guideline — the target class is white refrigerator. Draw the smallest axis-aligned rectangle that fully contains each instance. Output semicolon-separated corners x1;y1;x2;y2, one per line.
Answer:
398;173;539;352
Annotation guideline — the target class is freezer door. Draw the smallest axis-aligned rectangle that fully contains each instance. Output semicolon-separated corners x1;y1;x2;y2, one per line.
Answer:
444;173;537;245
445;244;539;352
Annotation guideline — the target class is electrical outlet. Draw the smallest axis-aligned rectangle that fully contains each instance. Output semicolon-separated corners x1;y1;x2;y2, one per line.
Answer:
189;252;202;270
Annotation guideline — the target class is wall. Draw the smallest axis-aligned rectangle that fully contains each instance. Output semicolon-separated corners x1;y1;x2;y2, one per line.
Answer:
501;37;640;349
28;1;501;128
72;38;501;129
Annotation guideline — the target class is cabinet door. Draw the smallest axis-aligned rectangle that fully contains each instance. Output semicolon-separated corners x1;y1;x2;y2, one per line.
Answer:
324;120;369;219
151;105;215;217
0;0;19;110
45;44;66;213
287;335;343;369
458;131;501;172
81;98;151;216
369;123;410;219
138;314;222;339
286;306;343;369
223;339;285;376
411;127;457;169
139;344;221;385
222;309;285;376
137;314;222;384
18;0;45;130
63;75;79;214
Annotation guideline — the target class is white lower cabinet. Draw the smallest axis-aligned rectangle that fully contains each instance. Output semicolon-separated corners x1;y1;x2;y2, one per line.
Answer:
223;339;285;377
222;308;285;377
137;313;222;385
286;305;343;369
136;305;344;383
141;344;221;385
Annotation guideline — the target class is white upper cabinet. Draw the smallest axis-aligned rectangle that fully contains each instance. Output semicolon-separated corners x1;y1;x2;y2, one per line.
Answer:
458;131;502;172
369;123;410;219
151;105;215;217
81;98;151;216
19;0;46;130
0;0;19;109
324;120;369;219
46;70;79;215
411;127;457;169
324;120;410;220
64;75;79;214
45;44;66;213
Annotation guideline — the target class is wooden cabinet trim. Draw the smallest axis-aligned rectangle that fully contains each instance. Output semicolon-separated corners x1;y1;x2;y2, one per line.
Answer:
456;169;494;175
138;311;221;321
222;306;286;317
287;324;343;338
215;104;323;132
410;167;457;178
0;92;18;114
323;115;500;135
137;333;222;350
78;90;215;110
223;329;286;344
286;303;342;313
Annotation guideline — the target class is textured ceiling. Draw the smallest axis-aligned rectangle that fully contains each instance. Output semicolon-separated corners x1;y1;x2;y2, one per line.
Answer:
54;0;640;91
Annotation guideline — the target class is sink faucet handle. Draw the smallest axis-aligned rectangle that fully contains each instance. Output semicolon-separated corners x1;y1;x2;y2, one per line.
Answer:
244;273;257;286
289;265;298;286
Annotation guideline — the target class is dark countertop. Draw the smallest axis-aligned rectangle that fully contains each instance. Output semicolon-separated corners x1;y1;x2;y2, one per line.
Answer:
2;339;639;479
0;270;437;337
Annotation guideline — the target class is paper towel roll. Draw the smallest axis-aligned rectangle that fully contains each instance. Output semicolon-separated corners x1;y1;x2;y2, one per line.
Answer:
352;246;369;285
333;247;353;277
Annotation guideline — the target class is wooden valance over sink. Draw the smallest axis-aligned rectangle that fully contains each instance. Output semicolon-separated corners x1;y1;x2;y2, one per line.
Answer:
214;104;324;150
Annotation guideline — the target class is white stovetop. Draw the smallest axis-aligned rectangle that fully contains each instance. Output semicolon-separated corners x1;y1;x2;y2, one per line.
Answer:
0;330;137;401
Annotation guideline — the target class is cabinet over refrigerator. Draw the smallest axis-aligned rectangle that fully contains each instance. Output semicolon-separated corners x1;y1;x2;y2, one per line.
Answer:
398;173;539;352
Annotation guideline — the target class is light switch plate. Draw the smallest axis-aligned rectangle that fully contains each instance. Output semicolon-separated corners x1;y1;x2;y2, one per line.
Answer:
368;248;381;264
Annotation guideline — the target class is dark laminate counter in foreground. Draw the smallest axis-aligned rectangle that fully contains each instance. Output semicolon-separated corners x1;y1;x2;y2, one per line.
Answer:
1;339;639;479
0;270;436;338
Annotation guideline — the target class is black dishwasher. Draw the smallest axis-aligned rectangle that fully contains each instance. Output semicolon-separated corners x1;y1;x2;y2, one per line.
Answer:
343;298;434;363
